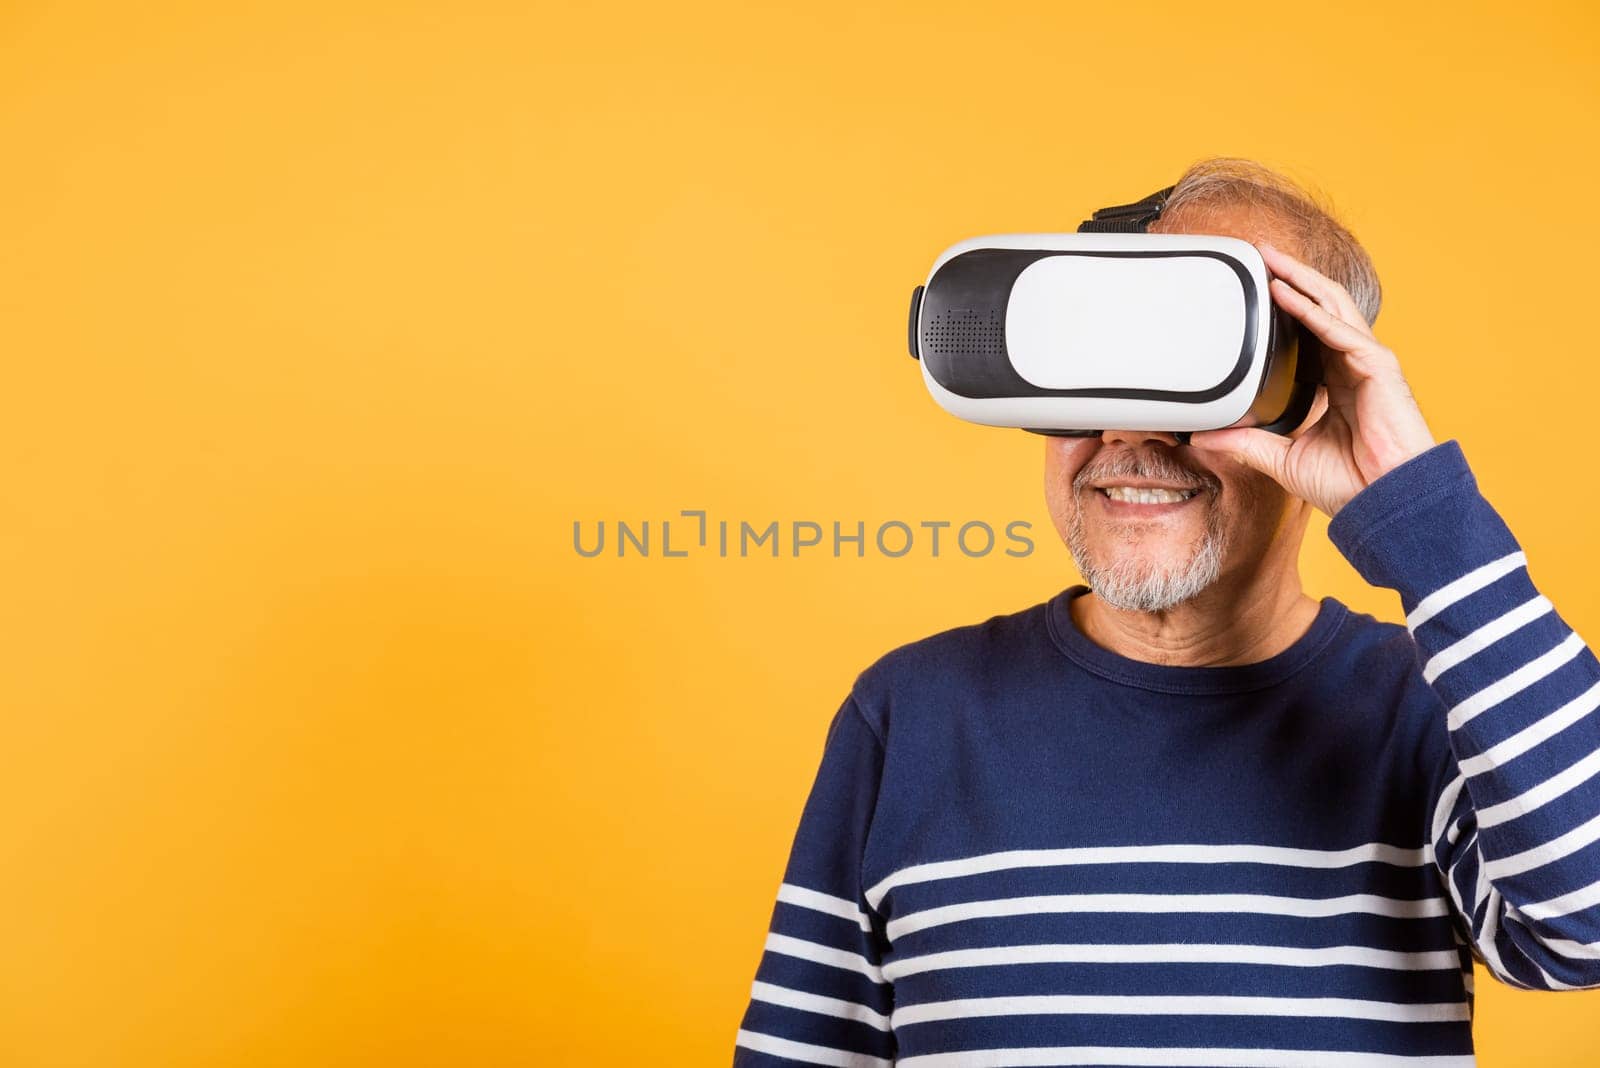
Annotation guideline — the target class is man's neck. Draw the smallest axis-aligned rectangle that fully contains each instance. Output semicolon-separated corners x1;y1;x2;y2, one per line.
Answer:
1068;571;1323;669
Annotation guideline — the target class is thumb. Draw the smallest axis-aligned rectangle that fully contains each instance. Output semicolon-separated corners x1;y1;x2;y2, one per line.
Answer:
1187;426;1292;483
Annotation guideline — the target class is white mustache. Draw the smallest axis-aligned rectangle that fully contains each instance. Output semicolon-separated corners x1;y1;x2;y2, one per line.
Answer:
1075;454;1209;495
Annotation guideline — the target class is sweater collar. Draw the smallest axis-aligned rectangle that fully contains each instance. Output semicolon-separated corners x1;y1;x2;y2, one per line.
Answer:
1045;584;1350;695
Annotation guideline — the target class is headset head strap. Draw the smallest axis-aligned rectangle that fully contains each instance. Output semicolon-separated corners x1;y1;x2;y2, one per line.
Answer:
1076;184;1177;233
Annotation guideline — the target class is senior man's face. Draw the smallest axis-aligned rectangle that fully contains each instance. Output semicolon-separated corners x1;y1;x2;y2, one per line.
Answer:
1042;207;1309;613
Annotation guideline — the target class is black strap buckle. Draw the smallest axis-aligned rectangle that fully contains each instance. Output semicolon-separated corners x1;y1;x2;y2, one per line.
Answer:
1076;184;1176;233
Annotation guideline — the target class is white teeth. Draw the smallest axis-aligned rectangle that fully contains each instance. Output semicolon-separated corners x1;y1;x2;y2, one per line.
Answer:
1103;486;1197;504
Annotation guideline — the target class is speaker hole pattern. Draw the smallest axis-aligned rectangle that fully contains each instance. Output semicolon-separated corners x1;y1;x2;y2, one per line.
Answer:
924;308;1004;358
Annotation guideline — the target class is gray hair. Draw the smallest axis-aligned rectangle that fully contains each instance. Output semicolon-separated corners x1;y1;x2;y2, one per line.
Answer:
1148;157;1383;327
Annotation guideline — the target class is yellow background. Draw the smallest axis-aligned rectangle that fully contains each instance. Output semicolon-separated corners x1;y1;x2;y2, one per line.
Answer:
3;1;1598;1064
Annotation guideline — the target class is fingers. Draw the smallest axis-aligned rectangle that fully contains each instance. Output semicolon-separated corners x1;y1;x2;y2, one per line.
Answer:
1269;278;1403;383
1188;425;1292;485
1257;242;1371;336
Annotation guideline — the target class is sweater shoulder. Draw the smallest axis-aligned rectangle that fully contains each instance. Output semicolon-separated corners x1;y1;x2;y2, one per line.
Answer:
1325;602;1449;728
1337;603;1425;673
847;597;1051;741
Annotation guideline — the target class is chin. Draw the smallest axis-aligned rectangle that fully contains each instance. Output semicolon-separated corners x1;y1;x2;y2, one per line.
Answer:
1076;539;1226;611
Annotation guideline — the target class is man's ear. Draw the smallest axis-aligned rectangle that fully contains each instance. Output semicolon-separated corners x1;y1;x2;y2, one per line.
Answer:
1289;385;1330;439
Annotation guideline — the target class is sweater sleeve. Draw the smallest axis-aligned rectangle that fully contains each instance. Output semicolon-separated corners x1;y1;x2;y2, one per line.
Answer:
1327;438;1600;990
732;694;897;1066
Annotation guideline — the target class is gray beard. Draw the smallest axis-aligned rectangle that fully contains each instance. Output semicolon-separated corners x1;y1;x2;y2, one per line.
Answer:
1064;491;1228;613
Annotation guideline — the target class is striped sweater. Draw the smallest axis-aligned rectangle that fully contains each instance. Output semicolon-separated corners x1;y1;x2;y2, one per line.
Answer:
731;439;1600;1066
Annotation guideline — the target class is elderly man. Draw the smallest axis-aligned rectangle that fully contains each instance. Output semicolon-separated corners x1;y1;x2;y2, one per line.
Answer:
732;158;1600;1066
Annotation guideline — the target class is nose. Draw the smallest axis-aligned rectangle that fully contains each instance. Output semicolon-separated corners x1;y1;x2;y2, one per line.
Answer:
1100;428;1185;448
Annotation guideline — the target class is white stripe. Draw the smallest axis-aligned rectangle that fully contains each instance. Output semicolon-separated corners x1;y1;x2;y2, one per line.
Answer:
1472;836;1490;910
1491;895;1580;991
1483;808;1600;879
1521;875;1600;922
1435;825;1481;967
1506;920;1600;960
749;980;891;1030
1406;550;1526;631
1534;964;1577;990
891;993;1469;1026
1446;632;1587;732
1458;679;1600;776
779;882;873;931
1437;826;1474;944
1477;746;1600;828
897;1045;1477;1067
1523;946;1579;991
1505;900;1600;964
1474;885;1529;988
1432;772;1466;852
1422;594;1553;682
764;932;886;984
734;1028;890;1068
880;942;1461;981
888;892;1448;940
864;842;1428;912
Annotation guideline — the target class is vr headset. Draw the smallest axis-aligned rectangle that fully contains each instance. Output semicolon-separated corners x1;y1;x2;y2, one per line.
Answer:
906;185;1323;445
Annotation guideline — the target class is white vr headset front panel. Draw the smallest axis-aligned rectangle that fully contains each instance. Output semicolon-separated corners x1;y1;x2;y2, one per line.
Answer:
1006;254;1247;391
915;233;1275;432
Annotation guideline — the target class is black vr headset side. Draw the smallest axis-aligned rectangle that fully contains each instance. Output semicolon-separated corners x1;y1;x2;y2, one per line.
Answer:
906;185;1324;445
